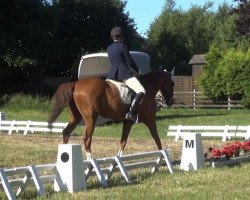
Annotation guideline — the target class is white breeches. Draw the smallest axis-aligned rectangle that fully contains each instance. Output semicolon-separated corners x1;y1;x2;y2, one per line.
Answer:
123;77;146;94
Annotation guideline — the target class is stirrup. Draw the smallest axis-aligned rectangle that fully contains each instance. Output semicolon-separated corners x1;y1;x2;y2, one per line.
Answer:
125;112;137;122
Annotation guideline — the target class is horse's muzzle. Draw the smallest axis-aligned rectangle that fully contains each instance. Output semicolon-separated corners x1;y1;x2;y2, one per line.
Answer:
166;97;174;107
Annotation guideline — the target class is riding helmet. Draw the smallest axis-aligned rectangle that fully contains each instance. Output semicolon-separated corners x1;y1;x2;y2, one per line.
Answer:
111;27;122;37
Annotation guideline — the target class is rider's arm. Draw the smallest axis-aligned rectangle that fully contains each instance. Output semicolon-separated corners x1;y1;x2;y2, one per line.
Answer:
121;44;140;76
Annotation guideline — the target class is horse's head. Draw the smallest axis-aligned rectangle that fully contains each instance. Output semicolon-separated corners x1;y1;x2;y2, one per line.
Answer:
160;70;174;107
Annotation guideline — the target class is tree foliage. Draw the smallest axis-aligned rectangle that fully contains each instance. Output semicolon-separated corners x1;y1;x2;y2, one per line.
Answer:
0;0;249;102
196;1;250;102
147;0;233;75
197;47;250;99
233;0;250;36
0;0;141;94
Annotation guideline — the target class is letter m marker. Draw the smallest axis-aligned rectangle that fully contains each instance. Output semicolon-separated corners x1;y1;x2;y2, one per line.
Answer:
185;139;194;148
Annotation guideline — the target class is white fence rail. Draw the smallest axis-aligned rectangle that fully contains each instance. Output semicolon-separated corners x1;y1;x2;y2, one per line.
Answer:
167;125;250;142
0;121;68;135
0;149;173;200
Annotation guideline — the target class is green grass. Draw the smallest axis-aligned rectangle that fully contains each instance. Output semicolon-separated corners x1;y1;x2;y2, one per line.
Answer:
10;165;249;200
0;134;250;200
2;107;249;138
0;96;250;199
0;94;52;112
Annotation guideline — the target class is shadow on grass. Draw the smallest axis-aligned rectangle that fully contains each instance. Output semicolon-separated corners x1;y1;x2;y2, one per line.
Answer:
15;171;168;199
156;113;227;121
78;111;228;127
86;170;164;190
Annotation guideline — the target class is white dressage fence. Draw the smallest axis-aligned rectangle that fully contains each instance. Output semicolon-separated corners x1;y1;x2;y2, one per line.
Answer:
0;148;174;200
0;120;68;135
167;125;250;142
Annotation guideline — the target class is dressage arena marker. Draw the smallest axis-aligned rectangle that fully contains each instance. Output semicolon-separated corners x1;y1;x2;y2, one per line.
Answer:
54;144;86;192
180;133;205;171
0;112;6;121
0;145;174;200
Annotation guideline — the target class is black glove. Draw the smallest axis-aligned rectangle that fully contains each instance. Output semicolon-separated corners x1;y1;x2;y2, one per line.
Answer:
128;65;140;77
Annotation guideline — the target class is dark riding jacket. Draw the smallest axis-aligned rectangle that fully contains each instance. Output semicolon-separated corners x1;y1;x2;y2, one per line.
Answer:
107;41;139;81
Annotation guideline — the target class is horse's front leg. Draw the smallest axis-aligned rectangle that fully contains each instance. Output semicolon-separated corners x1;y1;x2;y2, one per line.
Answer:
118;120;133;156
144;119;162;150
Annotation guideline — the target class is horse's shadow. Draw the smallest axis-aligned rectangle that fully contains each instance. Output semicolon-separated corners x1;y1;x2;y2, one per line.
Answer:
95;112;227;127
155;113;227;121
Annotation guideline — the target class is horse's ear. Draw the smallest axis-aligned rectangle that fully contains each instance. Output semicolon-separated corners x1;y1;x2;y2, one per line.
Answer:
171;67;175;76
170;67;175;82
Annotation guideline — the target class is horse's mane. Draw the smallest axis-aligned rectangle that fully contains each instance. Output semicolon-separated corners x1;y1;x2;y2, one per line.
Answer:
140;70;170;90
141;70;160;80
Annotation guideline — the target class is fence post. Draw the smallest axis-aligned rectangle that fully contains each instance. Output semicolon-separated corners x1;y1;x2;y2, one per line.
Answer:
228;97;231;110
0;112;6;121
193;89;196;110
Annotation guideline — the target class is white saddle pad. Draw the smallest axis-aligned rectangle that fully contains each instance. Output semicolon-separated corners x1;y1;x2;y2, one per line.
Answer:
106;79;134;104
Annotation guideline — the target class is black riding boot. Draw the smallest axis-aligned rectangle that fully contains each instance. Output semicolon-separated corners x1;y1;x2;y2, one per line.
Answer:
125;92;145;122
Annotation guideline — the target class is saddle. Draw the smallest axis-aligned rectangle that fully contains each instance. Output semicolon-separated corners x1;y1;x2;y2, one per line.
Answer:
106;79;135;105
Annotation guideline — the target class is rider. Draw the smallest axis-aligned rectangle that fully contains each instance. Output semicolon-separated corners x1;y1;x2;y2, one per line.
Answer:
107;26;146;122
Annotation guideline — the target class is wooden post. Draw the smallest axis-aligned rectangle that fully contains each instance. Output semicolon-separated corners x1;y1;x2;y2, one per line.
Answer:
228;97;231;110
193;89;196;110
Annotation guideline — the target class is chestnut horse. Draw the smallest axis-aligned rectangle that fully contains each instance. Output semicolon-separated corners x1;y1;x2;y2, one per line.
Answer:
48;70;174;159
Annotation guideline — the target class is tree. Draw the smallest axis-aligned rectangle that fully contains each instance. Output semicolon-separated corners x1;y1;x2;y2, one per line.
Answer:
51;0;143;79
234;0;250;36
196;1;250;101
197;47;250;100
196;45;224;98
0;0;140;94
0;0;53;93
147;0;224;75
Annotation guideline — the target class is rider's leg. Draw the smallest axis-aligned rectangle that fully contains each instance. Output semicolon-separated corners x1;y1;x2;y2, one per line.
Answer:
123;77;146;122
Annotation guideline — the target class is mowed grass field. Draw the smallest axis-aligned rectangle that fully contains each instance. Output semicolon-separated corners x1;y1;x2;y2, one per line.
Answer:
0;107;250;199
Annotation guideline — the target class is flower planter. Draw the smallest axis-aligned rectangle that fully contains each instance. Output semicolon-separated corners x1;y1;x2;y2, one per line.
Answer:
212;155;250;168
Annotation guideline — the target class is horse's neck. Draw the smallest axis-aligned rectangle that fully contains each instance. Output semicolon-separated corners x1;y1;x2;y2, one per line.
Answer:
144;82;161;98
142;72;163;97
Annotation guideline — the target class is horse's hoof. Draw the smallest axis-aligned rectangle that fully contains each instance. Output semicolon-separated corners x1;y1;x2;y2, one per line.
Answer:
86;152;92;160
117;149;123;157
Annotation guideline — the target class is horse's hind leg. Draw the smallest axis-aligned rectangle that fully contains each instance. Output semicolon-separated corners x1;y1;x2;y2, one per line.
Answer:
62;119;80;143
62;101;82;143
83;116;97;160
118;120;133;156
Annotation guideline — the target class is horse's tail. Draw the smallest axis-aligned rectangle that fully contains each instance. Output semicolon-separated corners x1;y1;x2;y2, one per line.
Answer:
48;82;75;128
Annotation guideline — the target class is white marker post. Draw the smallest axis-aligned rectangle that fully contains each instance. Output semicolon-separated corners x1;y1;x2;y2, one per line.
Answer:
54;144;86;192
0;112;6;121
180;133;205;171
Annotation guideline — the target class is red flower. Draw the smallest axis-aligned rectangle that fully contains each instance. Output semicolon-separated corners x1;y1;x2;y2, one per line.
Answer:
210;140;250;159
212;148;221;158
243;141;250;150
234;141;243;148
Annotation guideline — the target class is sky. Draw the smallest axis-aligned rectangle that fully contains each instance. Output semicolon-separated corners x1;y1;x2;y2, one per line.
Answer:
124;0;237;37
